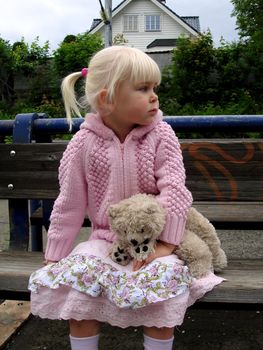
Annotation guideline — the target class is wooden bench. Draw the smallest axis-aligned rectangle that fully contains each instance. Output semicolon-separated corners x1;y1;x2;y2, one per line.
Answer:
0;120;263;306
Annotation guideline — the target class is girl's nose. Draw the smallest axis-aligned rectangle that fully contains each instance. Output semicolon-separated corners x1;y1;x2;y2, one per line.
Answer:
150;91;158;102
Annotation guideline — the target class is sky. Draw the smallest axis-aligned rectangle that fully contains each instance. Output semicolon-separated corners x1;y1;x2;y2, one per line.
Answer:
0;0;239;52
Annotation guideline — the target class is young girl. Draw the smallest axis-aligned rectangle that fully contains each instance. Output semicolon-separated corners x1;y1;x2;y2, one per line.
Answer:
29;46;223;350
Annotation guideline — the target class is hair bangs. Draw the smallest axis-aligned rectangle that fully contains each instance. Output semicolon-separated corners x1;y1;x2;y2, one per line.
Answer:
129;55;161;86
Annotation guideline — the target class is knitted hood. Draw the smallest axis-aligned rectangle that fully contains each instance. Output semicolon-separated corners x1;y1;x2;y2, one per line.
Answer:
80;110;163;140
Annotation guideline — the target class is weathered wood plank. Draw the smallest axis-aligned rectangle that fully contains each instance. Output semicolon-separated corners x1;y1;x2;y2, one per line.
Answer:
0;252;43;293
194;202;263;222
201;260;263;304
30;202;263;230
0;252;262;304
0;144;63;199
0;300;31;348
182;139;263;201
1;140;263;201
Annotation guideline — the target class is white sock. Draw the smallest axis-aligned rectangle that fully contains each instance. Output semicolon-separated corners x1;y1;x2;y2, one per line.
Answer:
144;334;174;350
69;334;99;350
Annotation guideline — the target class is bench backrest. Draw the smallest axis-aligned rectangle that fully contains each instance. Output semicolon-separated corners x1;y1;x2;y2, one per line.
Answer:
0;139;262;202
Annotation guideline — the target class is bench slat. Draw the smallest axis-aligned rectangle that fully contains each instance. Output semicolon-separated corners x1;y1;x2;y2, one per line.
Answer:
1;140;263;201
194;202;263;222
0;252;262;305
30;202;263;230
201;259;263;304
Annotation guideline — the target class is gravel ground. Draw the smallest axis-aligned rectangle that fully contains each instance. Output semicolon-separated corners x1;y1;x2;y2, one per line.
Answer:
3;307;263;350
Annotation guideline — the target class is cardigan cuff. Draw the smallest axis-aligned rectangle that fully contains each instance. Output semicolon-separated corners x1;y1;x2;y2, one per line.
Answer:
89;229;116;243
44;238;73;261
158;214;186;246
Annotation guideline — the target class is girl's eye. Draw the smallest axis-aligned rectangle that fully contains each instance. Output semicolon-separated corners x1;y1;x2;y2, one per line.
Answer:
138;86;148;92
138;85;159;93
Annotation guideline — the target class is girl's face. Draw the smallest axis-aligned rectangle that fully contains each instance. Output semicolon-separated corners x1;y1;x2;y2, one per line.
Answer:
111;80;159;128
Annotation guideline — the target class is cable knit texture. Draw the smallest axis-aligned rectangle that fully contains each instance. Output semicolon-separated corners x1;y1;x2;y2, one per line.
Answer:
45;110;193;261
88;137;111;211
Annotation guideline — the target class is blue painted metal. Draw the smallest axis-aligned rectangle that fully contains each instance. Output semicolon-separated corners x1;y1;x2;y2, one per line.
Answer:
0;119;14;136
1;115;263;136
164;115;263;131
8;199;29;251
30;200;43;251
33;115;263;133
13;113;40;143
8;114;40;250
42;200;54;231
9;113;51;251
33;117;83;134
32;114;52;250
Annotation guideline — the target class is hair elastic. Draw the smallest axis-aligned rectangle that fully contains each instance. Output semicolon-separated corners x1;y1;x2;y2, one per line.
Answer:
81;68;88;77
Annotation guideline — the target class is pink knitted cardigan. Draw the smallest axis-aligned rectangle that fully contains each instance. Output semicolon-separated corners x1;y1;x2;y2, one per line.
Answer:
45;110;193;261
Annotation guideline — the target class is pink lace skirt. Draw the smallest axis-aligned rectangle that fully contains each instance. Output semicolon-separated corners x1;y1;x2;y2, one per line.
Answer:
29;240;224;328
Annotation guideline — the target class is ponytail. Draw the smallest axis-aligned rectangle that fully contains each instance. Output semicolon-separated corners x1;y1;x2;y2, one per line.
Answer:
61;71;83;131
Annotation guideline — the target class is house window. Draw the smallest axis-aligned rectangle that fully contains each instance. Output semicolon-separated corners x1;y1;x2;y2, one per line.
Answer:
145;15;161;31
123;15;138;32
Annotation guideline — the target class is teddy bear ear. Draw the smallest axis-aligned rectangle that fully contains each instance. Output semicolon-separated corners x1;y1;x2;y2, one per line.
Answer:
108;205;119;219
144;207;156;215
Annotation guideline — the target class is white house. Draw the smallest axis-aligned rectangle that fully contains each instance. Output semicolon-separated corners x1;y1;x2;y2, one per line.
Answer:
89;0;200;54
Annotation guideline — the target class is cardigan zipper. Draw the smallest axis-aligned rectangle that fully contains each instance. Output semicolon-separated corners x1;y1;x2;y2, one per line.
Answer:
120;142;126;198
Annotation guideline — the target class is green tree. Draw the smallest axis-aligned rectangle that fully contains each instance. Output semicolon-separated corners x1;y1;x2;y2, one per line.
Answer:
231;0;263;101
53;33;103;78
158;31;263;116
160;32;218;107
12;37;50;75
0;38;13;106
11;37;53;105
231;0;263;45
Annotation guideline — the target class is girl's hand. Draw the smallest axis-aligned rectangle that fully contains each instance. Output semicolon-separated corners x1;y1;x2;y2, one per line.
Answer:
132;241;177;271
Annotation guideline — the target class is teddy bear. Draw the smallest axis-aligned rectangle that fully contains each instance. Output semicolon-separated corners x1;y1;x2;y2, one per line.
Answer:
108;193;227;278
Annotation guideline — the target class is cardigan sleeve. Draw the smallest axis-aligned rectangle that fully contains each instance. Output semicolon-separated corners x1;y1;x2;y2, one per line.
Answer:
154;123;193;245
44;130;89;261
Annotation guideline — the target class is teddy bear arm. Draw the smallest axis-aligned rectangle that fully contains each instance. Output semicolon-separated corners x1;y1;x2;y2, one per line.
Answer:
186;207;228;272
176;229;213;278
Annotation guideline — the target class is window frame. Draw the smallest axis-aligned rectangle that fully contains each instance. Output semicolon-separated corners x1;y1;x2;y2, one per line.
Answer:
144;14;161;32
123;14;139;32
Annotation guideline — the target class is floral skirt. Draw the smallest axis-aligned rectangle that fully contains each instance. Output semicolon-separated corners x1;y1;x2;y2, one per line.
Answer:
29;240;224;328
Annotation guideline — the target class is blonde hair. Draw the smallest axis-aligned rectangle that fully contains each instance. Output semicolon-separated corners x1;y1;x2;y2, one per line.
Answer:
61;46;161;129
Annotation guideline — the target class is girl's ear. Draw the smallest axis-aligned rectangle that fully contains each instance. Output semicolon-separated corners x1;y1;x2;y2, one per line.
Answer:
97;89;114;115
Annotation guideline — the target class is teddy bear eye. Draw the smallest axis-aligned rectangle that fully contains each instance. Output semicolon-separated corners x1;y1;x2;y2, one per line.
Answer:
141;228;144;233
131;239;138;246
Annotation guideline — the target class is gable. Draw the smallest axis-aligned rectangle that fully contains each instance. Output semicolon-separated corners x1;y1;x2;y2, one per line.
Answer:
90;0;200;36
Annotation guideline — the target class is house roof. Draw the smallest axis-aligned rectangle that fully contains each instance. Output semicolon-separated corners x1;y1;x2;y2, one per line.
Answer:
90;19;102;31
181;17;200;33
146;38;177;49
89;0;200;35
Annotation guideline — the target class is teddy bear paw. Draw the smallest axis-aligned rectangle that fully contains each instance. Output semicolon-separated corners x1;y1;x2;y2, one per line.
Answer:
187;258;213;279
213;248;228;272
110;245;131;266
129;238;154;261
